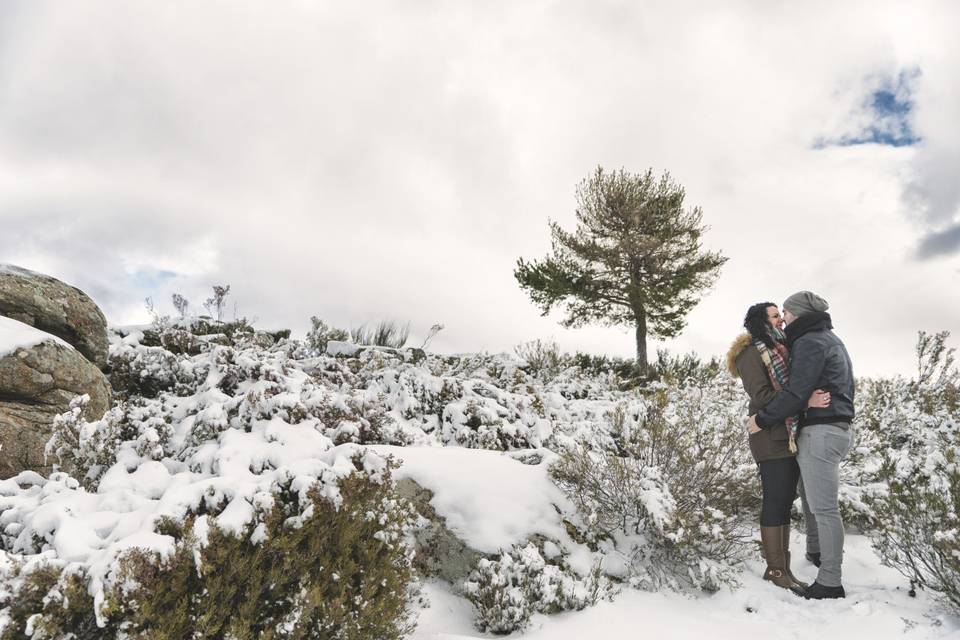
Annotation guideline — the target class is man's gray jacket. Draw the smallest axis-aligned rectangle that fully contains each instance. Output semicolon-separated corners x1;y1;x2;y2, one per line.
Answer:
756;312;855;429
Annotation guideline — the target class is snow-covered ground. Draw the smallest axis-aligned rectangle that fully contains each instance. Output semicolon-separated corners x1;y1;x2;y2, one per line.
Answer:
366;445;960;640
412;533;959;640
1;322;957;638
13;419;952;639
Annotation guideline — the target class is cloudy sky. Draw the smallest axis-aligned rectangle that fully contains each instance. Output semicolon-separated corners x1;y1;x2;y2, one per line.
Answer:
1;0;958;376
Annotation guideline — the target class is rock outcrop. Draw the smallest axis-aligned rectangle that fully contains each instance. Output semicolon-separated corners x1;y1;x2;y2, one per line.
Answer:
0;338;111;478
0;264;109;370
0;265;112;478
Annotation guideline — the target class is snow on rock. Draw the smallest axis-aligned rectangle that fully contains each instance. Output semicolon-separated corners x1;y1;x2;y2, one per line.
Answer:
326;340;361;357
375;445;598;578
376;446;572;555
0;315;72;357
0;264;41;276
1;316;109;477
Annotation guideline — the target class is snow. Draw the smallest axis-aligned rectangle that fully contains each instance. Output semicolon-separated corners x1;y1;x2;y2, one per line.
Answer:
376;446;573;555
411;535;960;640
0;315;72;357
0;264;42;277
326;340;361;356
412;581;486;639
0;437;388;610
2;323;958;638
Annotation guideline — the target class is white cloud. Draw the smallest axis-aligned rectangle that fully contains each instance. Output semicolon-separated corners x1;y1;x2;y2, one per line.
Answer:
1;0;958;375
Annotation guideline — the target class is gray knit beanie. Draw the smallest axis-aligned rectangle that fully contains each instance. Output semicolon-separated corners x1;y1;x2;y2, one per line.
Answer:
783;291;829;317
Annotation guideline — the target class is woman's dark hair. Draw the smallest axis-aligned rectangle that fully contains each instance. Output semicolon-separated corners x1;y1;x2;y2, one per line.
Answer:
744;302;778;348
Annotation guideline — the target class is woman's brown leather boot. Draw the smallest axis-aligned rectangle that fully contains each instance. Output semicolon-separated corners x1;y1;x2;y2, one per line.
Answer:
761;526;804;594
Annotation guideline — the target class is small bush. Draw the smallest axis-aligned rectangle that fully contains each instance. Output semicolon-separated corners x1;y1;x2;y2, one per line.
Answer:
570;352;637;379
171;292;190;318
443;397;540;451
109;341;198;399
159;325;205;355
0;562;103;640
203;284;231;322
316;395;411;446
352;321;410;349
47;397;173;490
306;316;350;354
916;330;958;388
2;465;417;640
217;317;257;342
852;331;960;613
648;349;721;386
868;428;960;613
549;383;756;591
514;339;568;381
463;542;609;634
418;378;463;430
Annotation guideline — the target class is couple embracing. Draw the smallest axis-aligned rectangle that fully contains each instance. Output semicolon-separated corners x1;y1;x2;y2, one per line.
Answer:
727;291;855;600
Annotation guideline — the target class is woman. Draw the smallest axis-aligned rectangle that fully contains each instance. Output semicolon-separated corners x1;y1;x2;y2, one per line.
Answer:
727;302;830;593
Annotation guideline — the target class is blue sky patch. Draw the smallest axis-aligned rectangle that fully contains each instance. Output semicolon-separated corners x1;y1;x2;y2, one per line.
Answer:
816;69;921;148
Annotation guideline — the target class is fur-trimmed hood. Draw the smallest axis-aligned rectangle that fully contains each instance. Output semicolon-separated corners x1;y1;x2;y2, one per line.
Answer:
725;333;753;378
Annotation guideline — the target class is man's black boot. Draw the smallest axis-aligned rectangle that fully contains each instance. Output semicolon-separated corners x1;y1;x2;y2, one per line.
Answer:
805;551;821;567
803;581;845;599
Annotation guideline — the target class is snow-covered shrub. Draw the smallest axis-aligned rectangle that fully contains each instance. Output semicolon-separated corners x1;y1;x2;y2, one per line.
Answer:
109;338;199;399
46;396;173;489
444;397;542;451
117;341;395;450
549;380;756;591
0;560;99;640
514;339;569;382
868;422;960;613
111;465;415;639
159;324;206;355
315;395;411;446
463;542;608;634
1;463;416;640
849;332;960;613
570;352;636;379
648;349;721;386
109;318;274;400
305;316;350;354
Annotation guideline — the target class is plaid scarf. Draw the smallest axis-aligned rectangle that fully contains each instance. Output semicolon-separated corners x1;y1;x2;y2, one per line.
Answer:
754;327;799;453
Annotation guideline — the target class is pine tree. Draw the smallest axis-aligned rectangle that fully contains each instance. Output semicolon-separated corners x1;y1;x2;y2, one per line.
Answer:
514;167;727;374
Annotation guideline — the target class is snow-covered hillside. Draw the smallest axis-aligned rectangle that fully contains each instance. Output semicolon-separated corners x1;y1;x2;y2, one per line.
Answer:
0;318;957;639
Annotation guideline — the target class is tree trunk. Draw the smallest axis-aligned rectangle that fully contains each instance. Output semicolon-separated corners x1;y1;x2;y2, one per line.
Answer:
635;308;648;375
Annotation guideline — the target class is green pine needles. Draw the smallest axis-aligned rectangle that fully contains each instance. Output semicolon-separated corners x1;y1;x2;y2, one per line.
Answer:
515;167;727;374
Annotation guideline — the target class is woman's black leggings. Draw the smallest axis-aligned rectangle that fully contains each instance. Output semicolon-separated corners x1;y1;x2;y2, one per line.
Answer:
758;456;800;526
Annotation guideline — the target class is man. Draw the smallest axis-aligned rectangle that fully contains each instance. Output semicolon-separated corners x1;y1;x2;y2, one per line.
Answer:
746;291;855;599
